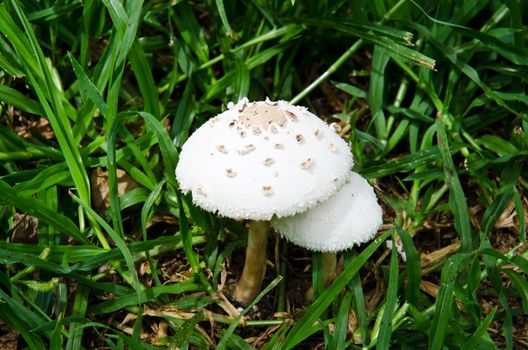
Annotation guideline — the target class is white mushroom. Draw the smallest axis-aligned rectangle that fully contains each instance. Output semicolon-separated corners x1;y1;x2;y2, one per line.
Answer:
175;98;354;304
271;171;382;252
176;99;353;221
271;171;382;301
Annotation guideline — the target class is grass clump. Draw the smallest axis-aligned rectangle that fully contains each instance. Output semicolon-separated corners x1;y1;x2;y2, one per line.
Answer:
0;0;526;349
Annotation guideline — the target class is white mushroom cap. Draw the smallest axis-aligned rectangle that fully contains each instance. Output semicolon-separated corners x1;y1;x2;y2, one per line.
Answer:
175;98;353;221
271;172;382;252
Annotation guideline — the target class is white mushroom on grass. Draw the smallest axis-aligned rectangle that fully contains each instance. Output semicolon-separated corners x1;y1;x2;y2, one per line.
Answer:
175;98;353;304
272;171;383;301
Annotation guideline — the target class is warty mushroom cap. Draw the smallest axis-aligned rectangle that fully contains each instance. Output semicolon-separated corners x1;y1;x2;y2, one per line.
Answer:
271;171;382;252
175;98;353;221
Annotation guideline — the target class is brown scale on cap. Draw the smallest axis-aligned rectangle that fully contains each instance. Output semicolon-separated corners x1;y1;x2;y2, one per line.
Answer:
274;143;284;149
263;157;274;166
284;110;298;122
329;143;338;153
300;158;314;169
295;134;304;144
237;127;247;138
239;103;287;130
196;186;206;196
216;145;228;154
226;168;237;177
314;129;322;139
238;144;256;155
262;185;273;196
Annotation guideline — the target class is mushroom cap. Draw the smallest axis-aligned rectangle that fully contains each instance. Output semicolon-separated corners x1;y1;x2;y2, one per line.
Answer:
271;172;382;252
175;98;353;220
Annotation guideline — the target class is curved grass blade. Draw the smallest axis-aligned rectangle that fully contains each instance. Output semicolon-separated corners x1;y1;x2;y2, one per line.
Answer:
437;116;473;252
369;46;389;141
0;179;87;244
361;146;440;179
215;0;233;35
0;85;44;115
129;41;160;118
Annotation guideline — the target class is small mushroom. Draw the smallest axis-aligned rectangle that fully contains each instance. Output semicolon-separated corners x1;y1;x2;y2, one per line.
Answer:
271;172;382;301
272;172;382;252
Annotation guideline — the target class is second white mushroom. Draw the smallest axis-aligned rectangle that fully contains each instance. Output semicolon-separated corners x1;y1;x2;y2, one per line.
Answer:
272;171;383;300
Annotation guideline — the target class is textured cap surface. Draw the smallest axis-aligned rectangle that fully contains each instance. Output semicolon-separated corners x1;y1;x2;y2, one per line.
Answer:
176;98;353;220
271;172;382;252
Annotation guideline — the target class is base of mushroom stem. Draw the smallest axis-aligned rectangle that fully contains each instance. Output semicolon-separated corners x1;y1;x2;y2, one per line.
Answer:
234;220;270;304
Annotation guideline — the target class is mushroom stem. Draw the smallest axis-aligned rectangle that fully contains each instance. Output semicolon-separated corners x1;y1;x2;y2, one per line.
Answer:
322;252;337;286
305;252;337;302
234;220;270;304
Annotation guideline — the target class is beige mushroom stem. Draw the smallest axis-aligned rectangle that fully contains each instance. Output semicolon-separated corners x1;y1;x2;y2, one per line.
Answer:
234;220;270;304
305;252;337;302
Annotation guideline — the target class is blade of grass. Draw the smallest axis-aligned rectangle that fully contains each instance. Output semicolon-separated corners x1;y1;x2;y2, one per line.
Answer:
513;187;526;242
346;251;369;344
0;85;44;115
128;41;160;118
376;232;399;350
436;115;473;252
328;292;352;350
428;253;468;350
460;307;497;350
215;0;233;36
0;179;88;244
369;46;389;141
396;226;421;304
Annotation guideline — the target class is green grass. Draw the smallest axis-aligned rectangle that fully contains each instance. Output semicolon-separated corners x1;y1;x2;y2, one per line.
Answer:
0;0;527;349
